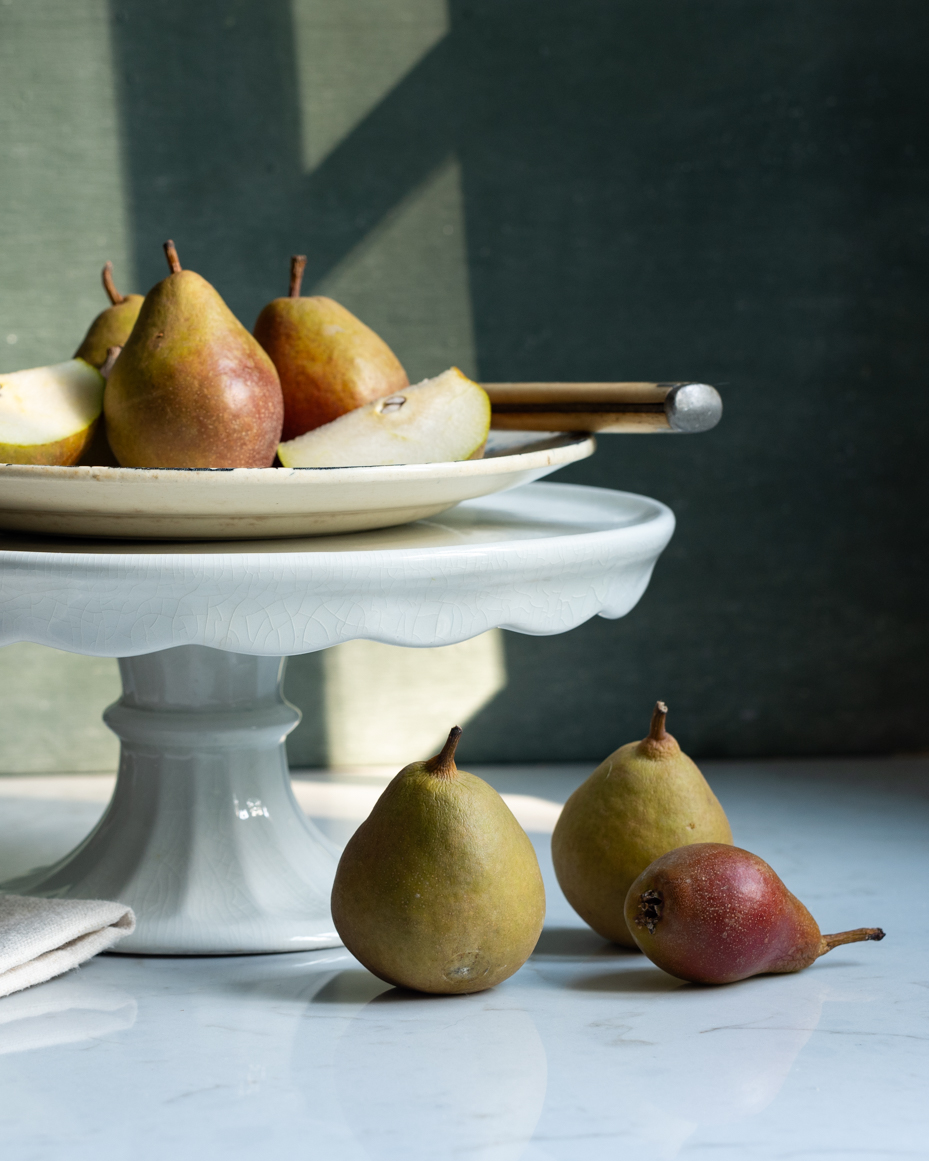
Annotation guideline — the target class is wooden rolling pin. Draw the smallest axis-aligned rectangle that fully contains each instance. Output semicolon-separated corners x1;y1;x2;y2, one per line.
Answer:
483;382;722;434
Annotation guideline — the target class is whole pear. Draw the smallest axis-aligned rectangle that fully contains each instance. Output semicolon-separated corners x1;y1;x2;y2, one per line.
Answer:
253;255;409;440
551;702;732;947
625;842;885;984
331;727;546;994
105;242;283;468
74;262;144;368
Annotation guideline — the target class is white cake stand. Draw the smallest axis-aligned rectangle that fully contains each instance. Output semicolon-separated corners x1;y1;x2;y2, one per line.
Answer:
0;482;674;954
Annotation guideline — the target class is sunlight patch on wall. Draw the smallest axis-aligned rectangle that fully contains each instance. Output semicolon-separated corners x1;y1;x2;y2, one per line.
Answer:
314;155;477;381
323;631;506;768
0;0;133;371
292;0;449;172
0;644;121;774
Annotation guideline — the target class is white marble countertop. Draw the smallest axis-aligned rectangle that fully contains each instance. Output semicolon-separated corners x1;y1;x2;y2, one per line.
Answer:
0;757;925;1160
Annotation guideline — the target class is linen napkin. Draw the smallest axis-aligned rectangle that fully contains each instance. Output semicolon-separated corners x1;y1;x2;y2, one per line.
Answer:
0;894;135;999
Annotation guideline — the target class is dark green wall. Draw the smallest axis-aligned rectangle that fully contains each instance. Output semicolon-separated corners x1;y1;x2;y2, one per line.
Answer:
4;1;928;762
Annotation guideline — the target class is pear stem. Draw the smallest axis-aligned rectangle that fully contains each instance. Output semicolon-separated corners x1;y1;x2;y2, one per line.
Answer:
427;726;462;780
164;240;182;274
100;346;122;380
101;262;125;305
289;254;307;298
648;701;669;741
820;928;885;954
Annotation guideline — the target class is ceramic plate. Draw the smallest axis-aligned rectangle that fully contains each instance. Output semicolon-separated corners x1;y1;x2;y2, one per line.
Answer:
0;431;595;540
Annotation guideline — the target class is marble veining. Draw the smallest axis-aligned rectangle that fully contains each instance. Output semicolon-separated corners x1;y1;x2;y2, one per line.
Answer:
0;759;925;1159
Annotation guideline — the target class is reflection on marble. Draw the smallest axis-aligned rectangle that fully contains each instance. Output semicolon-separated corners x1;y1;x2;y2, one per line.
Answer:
0;975;137;1056
0;758;926;1159
328;992;547;1161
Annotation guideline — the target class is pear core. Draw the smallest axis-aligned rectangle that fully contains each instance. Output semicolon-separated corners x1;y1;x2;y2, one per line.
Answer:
551;701;733;947
331;726;546;994
278;367;491;468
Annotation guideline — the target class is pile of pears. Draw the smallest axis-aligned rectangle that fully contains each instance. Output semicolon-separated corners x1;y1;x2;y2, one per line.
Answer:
551;701;883;984
335;705;882;997
0;247;490;470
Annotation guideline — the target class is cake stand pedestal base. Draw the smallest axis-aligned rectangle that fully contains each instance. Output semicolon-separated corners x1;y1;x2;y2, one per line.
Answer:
3;645;341;955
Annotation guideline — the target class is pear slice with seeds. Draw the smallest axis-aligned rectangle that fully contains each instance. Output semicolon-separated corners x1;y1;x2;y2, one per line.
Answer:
277;367;490;468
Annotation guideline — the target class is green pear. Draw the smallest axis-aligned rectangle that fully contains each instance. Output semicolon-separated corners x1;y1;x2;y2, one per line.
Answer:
74;262;144;368
253;255;409;440
551;701;733;947
331;727;546;994
278;367;490;467
0;358;104;465
105;241;283;468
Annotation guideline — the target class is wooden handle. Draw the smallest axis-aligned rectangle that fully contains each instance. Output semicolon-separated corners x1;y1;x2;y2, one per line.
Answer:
484;382;674;405
483;382;722;434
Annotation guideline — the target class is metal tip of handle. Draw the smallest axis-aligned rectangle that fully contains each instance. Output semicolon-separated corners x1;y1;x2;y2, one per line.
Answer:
664;383;723;433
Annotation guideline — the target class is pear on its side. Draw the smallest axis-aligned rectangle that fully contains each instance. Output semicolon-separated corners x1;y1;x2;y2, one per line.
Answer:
74;262;144;369
551;701;733;947
254;255;409;440
105;241;283;468
331;727;546;994
278;367;490;467
625;843;885;984
0;358;104;465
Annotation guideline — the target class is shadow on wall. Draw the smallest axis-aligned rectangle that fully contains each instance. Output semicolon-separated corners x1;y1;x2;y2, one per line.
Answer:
98;0;929;761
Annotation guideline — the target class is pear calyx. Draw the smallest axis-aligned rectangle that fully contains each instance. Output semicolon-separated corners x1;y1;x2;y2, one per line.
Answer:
820;928;885;955
636;700;680;759
426;726;462;780
101;262;126;305
289;254;307;298
163;239;182;274
100;346;122;380
636;889;663;934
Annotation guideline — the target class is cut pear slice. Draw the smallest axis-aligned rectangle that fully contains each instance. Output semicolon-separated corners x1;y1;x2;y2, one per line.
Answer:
278;367;491;468
0;358;105;465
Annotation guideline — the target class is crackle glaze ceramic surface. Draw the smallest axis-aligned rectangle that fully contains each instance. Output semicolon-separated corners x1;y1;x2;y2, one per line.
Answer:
0;431;594;540
0;483;674;953
0;483;674;657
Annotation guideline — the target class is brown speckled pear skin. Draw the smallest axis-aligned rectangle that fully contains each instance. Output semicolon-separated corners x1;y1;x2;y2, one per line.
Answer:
75;263;144;369
105;243;283;468
253;257;408;440
331;728;546;995
551;702;732;947
624;843;885;984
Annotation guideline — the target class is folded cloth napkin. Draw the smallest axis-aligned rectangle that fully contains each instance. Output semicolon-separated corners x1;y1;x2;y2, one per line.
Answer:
0;895;135;999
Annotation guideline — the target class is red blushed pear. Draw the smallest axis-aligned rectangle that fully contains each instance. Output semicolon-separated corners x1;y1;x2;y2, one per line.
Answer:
104;241;283;468
625;843;884;985
253;255;409;440
74;262;145;369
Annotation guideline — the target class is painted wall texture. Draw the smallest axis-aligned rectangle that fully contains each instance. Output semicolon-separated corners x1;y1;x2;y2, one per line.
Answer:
0;0;926;769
